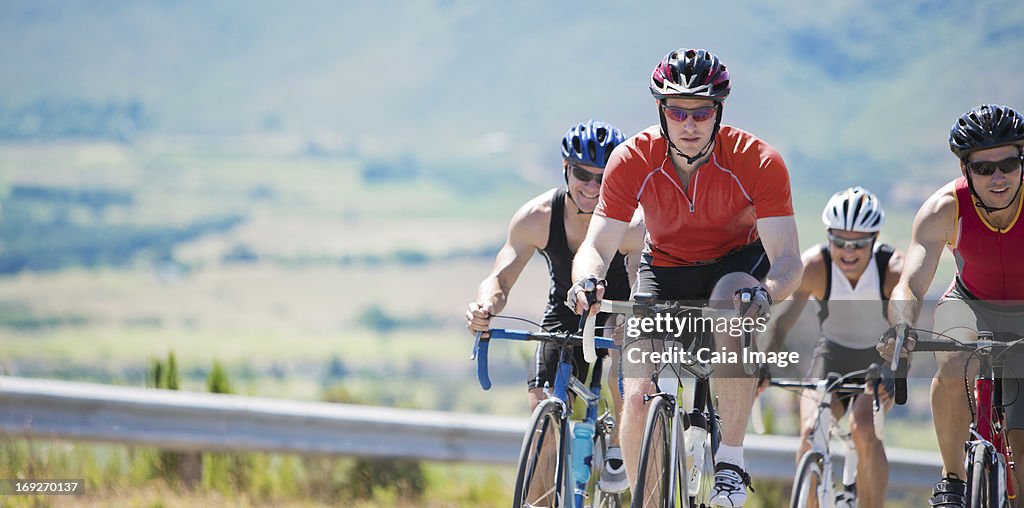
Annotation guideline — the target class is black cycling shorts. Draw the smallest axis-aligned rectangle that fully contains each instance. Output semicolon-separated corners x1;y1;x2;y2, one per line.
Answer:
527;341;607;391
809;339;886;412
636;240;770;301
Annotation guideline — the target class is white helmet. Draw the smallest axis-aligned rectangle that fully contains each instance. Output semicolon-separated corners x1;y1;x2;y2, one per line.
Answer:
821;186;885;233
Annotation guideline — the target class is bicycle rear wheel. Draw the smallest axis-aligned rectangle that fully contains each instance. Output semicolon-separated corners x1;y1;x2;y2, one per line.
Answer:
631;395;681;508
967;442;1004;508
790;451;826;508
514;399;571;508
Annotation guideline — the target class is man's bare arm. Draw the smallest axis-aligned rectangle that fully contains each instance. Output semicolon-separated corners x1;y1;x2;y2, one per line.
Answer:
621;212;646;292
466;199;546;333
888;192;955;326
763;247;823;353
569;214;630;314
755;215;804;302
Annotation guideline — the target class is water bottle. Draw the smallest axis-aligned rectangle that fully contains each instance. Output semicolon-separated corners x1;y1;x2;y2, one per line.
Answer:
571;422;595;484
684;424;708;493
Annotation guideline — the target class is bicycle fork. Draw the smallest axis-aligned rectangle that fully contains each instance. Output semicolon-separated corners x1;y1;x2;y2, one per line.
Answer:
810;396;845;508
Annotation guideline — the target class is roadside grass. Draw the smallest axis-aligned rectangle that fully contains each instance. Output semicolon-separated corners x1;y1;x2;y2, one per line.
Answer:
0;438;513;508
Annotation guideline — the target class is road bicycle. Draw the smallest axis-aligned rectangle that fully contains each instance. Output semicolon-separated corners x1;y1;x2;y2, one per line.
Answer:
591;294;741;508
473;320;625;508
766;364;886;508
891;329;1021;508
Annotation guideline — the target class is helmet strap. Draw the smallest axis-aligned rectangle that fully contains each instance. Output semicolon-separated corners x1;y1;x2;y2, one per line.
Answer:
659;101;722;166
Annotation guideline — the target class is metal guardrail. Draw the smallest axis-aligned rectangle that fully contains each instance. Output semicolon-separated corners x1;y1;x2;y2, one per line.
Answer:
0;376;941;487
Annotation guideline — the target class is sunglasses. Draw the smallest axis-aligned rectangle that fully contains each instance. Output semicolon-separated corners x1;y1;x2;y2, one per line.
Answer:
569;164;603;184
827;233;875;250
661;105;717;123
965;156;1023;176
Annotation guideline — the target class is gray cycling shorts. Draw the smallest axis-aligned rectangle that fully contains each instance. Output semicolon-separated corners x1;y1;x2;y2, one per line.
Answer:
934;295;1024;430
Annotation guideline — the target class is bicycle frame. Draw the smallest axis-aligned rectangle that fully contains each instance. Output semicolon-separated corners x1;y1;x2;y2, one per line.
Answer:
474;328;620;508
790;378;861;508
596;297;721;507
965;349;1015;503
896;334;1022;506
771;364;884;508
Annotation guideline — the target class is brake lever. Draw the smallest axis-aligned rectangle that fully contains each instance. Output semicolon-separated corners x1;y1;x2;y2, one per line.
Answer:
581;279;599;364
470;330;483;360
890;329;905;371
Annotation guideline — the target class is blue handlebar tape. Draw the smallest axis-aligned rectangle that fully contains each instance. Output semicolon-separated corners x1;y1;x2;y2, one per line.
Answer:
476;339;492;390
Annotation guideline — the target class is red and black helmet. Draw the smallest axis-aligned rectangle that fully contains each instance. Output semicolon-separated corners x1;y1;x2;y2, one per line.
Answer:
650;48;731;101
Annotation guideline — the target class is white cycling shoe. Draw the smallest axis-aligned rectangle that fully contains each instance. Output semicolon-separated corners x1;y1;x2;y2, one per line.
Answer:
709;462;753;507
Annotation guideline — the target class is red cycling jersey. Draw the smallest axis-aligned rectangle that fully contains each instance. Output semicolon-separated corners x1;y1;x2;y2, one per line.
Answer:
947;176;1024;302
596;125;794;266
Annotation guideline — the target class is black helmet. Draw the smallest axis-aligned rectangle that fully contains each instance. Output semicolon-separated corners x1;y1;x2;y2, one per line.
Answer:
650;48;731;102
949;104;1024;160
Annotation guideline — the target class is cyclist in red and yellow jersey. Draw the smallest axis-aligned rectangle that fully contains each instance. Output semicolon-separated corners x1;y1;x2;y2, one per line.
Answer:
568;48;803;507
879;104;1024;507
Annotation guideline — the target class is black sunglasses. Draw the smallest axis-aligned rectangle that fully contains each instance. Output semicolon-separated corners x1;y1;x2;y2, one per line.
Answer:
827;233;874;250
965;155;1023;176
569;164;603;185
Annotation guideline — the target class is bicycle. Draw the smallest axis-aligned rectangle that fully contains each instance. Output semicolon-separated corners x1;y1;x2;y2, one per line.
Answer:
766;364;886;508
472;321;626;508
891;329;1021;508
592;294;738;508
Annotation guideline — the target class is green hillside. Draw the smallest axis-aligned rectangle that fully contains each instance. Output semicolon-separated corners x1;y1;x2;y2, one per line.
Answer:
2;1;1023;204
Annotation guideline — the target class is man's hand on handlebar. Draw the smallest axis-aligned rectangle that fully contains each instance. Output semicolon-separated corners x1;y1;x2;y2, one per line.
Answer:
734;286;772;320
466;301;493;338
565;276;606;316
876;323;917;363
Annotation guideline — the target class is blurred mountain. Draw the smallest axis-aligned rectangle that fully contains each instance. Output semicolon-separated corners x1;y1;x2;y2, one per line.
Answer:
2;1;1023;202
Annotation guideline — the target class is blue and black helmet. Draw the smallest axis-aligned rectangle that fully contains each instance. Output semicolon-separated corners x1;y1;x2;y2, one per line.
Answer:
561;120;625;169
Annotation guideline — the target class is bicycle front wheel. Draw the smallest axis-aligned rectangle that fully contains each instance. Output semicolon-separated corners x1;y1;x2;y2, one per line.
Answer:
631;395;680;508
967;442;1003;508
790;451;826;508
514;399;570;508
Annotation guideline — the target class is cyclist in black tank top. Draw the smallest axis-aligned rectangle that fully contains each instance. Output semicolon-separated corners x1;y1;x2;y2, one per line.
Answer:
467;120;645;493
540;187;630;333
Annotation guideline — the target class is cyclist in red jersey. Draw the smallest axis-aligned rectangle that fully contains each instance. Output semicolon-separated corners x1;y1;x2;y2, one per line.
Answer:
567;48;803;507
879;104;1024;506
